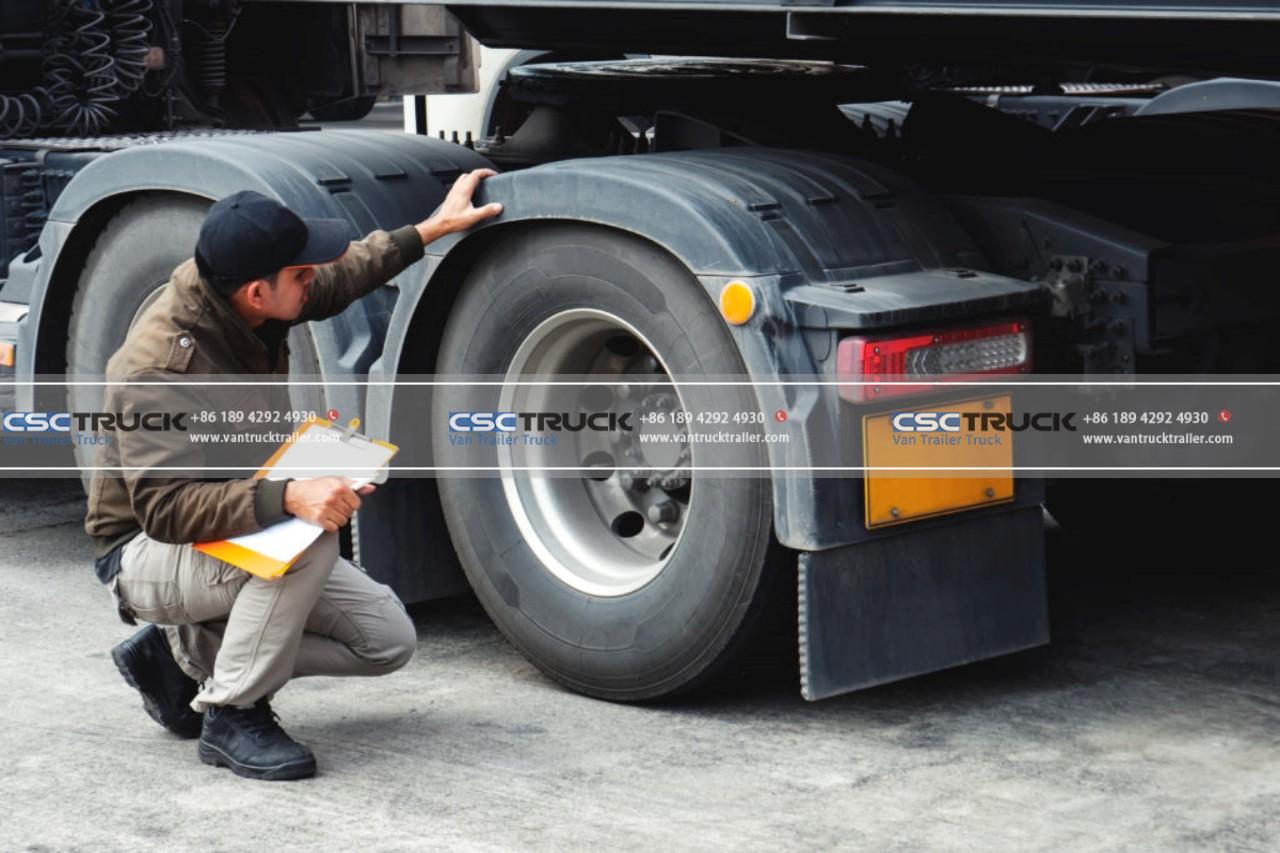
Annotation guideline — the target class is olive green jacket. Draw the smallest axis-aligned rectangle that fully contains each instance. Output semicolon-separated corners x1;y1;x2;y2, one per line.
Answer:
84;225;423;557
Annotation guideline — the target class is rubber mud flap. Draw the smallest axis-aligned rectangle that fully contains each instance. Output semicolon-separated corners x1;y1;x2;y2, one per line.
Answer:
799;505;1048;700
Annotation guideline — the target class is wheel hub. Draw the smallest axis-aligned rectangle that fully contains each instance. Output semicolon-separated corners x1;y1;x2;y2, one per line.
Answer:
498;309;693;597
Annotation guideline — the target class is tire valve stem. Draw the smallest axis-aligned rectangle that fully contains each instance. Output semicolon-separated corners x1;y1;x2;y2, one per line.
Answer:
648;500;680;525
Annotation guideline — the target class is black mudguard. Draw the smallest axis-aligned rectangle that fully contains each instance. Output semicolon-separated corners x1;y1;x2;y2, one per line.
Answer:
799;505;1049;700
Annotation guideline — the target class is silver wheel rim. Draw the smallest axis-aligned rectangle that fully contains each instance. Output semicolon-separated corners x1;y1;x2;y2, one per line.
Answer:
498;309;693;597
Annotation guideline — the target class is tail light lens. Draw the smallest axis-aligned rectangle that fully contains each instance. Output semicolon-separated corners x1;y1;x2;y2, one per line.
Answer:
837;319;1031;402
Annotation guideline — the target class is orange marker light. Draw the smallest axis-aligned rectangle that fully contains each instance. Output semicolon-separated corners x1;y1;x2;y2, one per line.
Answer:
0;342;14;368
719;281;755;326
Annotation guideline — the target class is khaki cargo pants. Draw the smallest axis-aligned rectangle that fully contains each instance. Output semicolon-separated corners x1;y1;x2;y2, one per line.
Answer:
113;530;417;711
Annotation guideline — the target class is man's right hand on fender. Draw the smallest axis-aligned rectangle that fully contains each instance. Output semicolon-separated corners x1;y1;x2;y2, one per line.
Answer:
283;478;375;531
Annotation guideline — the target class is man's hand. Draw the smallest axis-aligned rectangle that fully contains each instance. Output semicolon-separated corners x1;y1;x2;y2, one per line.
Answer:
283;478;376;532
415;168;503;245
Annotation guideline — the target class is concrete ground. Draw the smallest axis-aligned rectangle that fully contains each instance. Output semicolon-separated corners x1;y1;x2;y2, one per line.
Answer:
1;478;1277;851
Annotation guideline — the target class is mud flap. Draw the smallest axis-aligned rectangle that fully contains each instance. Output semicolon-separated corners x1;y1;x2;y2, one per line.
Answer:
799;506;1048;700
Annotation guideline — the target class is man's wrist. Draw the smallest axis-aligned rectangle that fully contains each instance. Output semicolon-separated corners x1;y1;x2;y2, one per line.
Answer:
414;218;450;246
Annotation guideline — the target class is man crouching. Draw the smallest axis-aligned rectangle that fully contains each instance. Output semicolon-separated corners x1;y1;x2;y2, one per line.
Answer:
84;173;501;780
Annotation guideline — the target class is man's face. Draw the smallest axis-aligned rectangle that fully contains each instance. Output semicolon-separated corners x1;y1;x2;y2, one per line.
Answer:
258;265;316;321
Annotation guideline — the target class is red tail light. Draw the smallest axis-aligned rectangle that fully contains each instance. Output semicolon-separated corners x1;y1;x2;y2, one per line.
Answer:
836;319;1031;402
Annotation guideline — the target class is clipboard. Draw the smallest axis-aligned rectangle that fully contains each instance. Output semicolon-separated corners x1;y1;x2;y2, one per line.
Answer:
195;417;398;579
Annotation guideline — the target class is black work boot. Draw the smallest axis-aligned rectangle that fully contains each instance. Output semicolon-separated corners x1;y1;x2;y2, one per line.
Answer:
111;624;203;739
198;701;317;781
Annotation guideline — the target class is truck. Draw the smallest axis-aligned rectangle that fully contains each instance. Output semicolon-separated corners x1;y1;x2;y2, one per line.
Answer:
3;0;1279;702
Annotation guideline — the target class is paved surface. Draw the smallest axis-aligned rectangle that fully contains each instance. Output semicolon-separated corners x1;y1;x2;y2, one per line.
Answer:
1;479;1277;851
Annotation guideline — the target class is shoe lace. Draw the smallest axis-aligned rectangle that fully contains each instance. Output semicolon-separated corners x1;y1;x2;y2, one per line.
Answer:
237;701;285;740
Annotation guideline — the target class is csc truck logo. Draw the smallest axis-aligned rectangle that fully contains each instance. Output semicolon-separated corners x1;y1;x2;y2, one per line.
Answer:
449;411;634;433
1;411;189;432
891;410;1077;432
2;412;73;432
449;412;518;432
892;412;961;432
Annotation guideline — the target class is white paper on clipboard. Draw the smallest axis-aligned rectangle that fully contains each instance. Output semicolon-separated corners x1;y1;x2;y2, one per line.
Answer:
195;418;397;578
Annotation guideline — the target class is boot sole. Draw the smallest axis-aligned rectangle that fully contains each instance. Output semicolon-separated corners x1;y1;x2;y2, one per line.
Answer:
198;740;317;781
111;642;202;740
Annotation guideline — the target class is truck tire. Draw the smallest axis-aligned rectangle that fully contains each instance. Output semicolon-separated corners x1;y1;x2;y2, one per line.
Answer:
65;195;325;474
432;223;782;701
66;196;211;473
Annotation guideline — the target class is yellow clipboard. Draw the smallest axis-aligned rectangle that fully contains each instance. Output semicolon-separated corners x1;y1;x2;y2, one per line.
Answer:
195;417;398;579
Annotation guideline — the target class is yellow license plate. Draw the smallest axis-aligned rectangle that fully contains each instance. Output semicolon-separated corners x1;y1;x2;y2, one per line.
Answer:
863;395;1014;529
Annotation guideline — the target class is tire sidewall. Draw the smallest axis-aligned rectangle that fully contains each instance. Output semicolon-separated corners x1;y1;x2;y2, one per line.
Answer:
67;197;211;412
65;198;210;477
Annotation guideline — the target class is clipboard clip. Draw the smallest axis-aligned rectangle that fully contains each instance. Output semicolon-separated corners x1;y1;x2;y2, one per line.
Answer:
341;417;362;441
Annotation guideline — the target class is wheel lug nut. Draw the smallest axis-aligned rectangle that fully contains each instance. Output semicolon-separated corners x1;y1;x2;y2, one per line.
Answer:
620;472;649;491
648;501;679;524
616;471;645;491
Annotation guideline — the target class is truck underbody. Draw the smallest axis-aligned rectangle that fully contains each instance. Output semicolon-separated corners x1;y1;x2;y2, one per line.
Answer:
2;0;1278;700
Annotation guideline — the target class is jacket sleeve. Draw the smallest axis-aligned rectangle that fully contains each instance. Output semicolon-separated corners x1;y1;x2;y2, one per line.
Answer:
114;374;292;544
296;225;424;323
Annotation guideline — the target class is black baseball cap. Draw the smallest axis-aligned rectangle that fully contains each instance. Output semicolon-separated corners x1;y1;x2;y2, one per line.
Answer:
195;190;351;292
